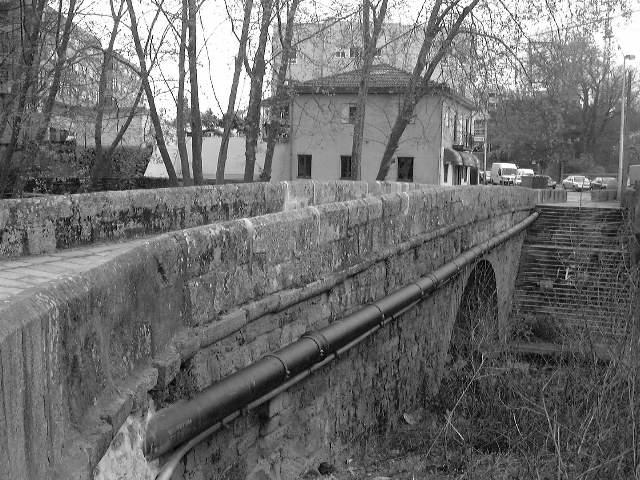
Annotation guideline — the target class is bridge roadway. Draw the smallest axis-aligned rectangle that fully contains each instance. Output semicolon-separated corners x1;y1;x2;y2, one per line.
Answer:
0;191;608;304
0;237;152;303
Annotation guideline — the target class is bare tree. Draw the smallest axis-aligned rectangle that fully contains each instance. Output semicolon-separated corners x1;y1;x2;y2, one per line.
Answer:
350;0;388;180
376;0;480;180
216;0;253;184
34;0;78;144
176;0;192;185
91;0;126;181
188;0;203;184
0;0;48;195
243;0;275;182
126;0;179;185
260;0;302;181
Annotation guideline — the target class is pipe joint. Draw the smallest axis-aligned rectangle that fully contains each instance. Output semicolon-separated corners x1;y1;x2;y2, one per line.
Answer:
263;354;291;379
301;331;331;358
370;303;385;325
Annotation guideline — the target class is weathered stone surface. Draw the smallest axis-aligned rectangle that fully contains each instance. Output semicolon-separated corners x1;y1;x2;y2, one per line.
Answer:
0;182;556;480
152;348;181;389
0;180;379;259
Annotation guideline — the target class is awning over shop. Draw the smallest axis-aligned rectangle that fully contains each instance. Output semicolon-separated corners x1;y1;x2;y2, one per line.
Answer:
443;148;463;166
460;152;480;168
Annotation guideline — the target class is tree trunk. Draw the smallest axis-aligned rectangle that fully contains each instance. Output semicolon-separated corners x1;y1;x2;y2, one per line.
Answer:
217;0;253;184
188;0;203;184
126;0;179;185
91;0;125;184
103;85;145;160
261;0;301;181
244;0;274;182
0;0;47;196
35;0;77;144
177;0;192;185
350;0;388;180
376;0;480;180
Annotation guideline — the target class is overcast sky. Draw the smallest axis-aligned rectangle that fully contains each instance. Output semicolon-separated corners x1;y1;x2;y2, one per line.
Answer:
76;0;640;118
196;0;640;117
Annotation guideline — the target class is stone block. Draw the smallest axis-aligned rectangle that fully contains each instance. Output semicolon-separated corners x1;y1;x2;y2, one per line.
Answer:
187;273;218;325
172;330;201;361
236;424;260;455
261;392;292;419
244;295;281;322
98;389;134;433
152;348;181;389
198;310;249;348
315;203;348;244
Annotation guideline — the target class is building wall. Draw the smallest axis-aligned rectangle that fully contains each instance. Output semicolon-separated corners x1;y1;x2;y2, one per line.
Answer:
272;93;445;184
441;97;475;186
272;92;475;186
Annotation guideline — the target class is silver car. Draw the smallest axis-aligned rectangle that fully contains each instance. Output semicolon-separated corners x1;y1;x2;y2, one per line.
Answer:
562;175;591;191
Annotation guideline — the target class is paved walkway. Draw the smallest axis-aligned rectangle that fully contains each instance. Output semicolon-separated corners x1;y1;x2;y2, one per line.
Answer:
0;237;151;304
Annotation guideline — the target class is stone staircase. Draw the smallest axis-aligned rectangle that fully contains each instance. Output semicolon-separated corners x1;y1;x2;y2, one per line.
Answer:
511;205;634;341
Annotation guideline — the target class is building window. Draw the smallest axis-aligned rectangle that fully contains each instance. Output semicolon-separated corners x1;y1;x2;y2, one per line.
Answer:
443;163;449;183
340;155;353;179
455;165;464;185
397;157;414;182
349;46;361;58
334;49;346;58
289;47;297;64
348;104;358;124
453;113;458;143
297;154;312;178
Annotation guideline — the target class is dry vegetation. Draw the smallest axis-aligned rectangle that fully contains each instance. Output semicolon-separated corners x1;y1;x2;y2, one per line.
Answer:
325;246;640;480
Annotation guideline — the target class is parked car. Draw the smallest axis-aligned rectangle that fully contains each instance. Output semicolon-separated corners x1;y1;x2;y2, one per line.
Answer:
479;170;492;183
562;175;591;191
542;175;557;189
591;176;616;190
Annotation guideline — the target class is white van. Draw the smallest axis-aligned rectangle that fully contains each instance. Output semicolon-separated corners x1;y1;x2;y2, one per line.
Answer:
515;168;535;185
491;162;518;185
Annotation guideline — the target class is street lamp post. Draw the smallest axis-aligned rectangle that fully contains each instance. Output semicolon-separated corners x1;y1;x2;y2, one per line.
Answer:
618;54;635;200
483;113;488;185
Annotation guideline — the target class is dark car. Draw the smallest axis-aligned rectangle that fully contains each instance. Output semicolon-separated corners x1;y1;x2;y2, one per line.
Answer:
591;177;616;190
542;175;557;189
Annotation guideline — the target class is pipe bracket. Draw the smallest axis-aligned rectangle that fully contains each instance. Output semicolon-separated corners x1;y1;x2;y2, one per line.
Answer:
370;303;385;325
301;331;330;358
264;354;291;379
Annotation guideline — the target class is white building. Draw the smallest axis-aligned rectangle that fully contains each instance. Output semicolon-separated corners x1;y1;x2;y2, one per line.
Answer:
266;64;479;185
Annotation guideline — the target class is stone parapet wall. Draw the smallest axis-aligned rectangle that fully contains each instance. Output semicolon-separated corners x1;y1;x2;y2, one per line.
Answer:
536;188;567;204
0;181;379;258
0;184;542;479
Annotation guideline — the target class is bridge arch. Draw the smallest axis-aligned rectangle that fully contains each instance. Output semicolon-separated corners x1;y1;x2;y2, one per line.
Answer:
452;259;499;358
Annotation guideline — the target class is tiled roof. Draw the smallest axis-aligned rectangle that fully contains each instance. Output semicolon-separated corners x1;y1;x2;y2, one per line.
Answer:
296;64;414;91
291;63;458;100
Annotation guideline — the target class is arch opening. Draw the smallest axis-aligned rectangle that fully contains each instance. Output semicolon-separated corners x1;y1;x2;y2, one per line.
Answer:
430;259;501;436
450;259;499;360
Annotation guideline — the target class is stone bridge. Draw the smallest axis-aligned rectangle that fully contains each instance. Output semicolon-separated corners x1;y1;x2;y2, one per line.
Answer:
0;181;565;480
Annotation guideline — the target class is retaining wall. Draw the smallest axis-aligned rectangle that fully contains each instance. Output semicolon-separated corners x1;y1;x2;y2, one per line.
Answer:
0;183;561;480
